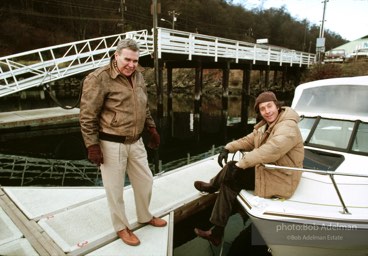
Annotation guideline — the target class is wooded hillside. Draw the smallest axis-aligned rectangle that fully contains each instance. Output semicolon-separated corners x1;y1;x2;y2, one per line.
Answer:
0;0;347;56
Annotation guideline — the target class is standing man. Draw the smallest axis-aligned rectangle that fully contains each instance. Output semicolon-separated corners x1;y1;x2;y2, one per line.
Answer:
80;38;166;246
193;91;304;246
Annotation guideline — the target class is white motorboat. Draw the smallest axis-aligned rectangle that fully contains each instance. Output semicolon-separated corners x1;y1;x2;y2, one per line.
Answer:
237;76;368;256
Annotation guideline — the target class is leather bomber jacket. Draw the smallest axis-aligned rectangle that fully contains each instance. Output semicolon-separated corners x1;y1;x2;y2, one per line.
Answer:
79;60;156;147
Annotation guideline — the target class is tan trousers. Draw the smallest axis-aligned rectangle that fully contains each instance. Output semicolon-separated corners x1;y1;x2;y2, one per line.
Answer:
100;139;153;232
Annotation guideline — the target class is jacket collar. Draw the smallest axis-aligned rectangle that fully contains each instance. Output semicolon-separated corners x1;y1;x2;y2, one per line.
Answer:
110;60;121;79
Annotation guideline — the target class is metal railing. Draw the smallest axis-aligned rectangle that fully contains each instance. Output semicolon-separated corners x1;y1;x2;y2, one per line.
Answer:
0;145;221;186
0;27;315;98
157;28;314;66
264;164;368;215
0;154;100;186
0;30;150;98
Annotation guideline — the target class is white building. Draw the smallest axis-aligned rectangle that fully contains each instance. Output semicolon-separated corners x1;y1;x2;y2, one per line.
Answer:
325;35;368;62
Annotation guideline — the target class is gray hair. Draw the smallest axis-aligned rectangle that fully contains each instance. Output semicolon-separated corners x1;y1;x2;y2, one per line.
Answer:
115;38;140;53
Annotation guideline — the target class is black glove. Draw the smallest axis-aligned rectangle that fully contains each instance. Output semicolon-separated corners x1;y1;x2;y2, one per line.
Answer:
217;148;229;167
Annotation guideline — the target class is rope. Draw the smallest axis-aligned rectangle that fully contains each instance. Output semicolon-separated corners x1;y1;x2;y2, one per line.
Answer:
43;81;82;110
39;68;83;110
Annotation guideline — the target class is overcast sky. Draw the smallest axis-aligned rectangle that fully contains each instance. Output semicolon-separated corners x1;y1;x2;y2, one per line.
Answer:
235;0;367;41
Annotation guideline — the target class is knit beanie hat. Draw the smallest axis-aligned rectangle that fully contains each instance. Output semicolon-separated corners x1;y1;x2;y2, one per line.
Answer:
254;91;278;112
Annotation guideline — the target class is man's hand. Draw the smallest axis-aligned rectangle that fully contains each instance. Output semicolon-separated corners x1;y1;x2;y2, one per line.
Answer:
148;127;160;149
228;161;244;173
87;144;104;166
217;148;229;167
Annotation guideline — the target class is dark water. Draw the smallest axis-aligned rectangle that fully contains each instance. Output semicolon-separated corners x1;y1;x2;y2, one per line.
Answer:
0;92;248;163
173;205;271;256
0;82;294;163
0;113;242;163
0;91;252;189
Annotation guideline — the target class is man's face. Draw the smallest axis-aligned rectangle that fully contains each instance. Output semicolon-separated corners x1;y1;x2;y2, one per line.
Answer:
115;48;139;77
259;101;279;124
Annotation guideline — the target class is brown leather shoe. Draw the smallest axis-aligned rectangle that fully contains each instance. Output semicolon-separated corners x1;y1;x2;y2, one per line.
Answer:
117;228;140;246
146;217;167;227
194;227;222;246
194;181;217;193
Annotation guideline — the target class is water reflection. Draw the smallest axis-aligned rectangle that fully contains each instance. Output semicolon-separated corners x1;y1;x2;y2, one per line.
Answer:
0;92;249;160
0;86;296;164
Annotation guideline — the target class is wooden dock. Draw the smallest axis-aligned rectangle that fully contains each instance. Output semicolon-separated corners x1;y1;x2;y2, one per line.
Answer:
0;154;224;255
0;107;79;129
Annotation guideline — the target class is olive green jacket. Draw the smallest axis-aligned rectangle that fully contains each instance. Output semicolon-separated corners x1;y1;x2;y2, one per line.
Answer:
225;107;304;199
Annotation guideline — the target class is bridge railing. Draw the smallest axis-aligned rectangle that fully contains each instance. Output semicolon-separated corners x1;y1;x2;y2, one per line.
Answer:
157;28;315;66
0;30;151;98
0;28;315;98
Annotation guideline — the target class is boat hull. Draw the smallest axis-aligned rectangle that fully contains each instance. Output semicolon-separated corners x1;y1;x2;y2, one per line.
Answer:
248;213;368;256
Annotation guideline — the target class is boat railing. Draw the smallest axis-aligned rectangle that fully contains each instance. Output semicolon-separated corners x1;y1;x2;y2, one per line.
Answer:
264;164;368;215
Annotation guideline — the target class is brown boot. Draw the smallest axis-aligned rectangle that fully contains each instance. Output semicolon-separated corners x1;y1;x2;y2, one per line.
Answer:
117;228;140;246
194;181;217;193
194;226;224;246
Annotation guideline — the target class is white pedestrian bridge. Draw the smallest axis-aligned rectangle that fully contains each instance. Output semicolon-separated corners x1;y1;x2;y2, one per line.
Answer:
0;27;315;98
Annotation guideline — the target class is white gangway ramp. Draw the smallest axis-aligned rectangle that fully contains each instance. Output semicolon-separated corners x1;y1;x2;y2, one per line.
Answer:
2;154;221;255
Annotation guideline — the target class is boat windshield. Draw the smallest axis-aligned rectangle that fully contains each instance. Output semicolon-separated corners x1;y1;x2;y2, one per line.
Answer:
294;84;368;119
299;117;368;155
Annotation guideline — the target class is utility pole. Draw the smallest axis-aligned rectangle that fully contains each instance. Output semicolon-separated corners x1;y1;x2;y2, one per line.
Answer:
319;0;328;39
152;0;159;101
118;0;126;33
152;0;162;174
168;10;180;29
152;0;163;119
316;0;328;63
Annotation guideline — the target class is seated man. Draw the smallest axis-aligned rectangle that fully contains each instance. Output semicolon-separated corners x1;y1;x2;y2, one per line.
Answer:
193;91;304;246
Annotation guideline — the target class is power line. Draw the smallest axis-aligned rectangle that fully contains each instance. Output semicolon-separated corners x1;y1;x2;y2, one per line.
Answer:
6;9;121;22
31;0;116;13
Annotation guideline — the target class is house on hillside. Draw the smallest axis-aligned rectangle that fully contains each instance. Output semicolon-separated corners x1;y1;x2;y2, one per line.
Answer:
325;35;368;62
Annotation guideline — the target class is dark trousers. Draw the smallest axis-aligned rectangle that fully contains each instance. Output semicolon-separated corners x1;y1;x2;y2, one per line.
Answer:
209;161;255;227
